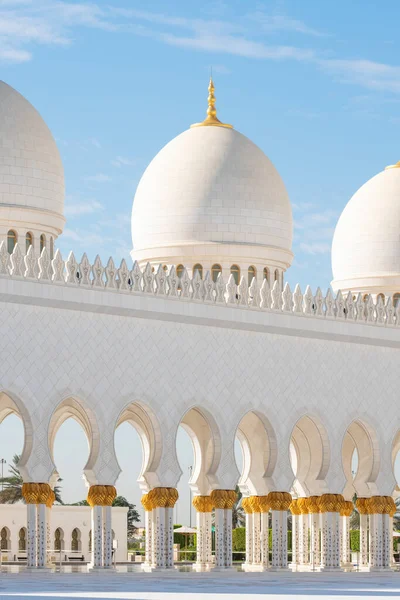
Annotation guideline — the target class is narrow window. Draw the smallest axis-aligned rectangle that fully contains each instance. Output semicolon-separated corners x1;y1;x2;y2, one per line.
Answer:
393;293;400;308
193;263;203;279
50;236;54;260
176;264;184;279
0;527;9;550
211;264;222;283
248;266;256;285
377;293;385;303
263;267;269;283
230;264;240;285
7;230;17;254
274;269;279;282
18;528;26;551
26;232;33;253
40;234;46;253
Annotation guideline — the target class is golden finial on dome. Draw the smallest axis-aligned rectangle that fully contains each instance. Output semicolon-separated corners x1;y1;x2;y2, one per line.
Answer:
385;161;400;170
191;77;233;129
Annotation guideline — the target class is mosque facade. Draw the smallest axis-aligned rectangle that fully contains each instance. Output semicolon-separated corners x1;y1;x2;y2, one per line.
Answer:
0;78;400;573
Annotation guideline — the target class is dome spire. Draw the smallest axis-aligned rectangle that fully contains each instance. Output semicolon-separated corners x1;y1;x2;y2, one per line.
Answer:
385;161;400;170
191;77;233;129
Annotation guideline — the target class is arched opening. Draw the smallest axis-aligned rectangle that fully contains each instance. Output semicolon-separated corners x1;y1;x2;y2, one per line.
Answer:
177;264;184;279
193;264;203;279
230;264;240;285
248;266;256;286
393;293;400;308
18;527;27;551
211;264;222;283
0;392;31;498
49;398;99;504
71;528;81;552
0;527;10;550
40;234;46;253
54;527;64;551
88;530;92;553
342;420;380;498
263;267;270;283
235;411;277;497
377;293;385;303
7;230;17;254
50;237;54;260
274;269;279;282
290;415;330;497
176;407;221;527
25;232;33;253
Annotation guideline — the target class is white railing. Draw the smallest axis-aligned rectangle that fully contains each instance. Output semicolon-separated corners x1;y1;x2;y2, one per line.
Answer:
1;242;399;329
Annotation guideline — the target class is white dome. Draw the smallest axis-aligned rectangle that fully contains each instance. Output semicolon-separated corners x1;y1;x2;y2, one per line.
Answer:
131;125;293;271
332;166;400;295
0;81;65;241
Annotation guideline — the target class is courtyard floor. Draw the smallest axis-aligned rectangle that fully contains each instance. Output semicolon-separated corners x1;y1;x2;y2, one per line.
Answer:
0;569;400;600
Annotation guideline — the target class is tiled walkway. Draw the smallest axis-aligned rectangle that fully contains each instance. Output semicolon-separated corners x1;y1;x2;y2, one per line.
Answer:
0;569;400;600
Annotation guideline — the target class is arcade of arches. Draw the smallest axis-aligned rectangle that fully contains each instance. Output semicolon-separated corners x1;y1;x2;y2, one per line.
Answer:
2;392;400;573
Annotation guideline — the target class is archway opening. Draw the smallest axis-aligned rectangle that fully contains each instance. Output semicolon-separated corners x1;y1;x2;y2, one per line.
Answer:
342;419;379;499
290;415;330;497
0;392;27;501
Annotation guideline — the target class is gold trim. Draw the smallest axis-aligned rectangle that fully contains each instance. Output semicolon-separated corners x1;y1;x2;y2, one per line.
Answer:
22;483;40;504
192;495;214;513
191;77;233;129
385;161;400;170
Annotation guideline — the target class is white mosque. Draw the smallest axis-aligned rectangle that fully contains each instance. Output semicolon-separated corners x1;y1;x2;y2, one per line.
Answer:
0;77;400;574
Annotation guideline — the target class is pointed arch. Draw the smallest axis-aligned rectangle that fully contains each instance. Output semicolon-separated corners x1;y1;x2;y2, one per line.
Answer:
290;414;330;496
116;400;163;491
342;418;380;497
177;405;222;495
48;396;100;481
235;410;277;495
0;390;33;477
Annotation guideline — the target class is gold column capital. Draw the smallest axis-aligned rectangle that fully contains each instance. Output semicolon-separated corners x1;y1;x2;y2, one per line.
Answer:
165;488;179;508
210;489;237;509
241;497;252;514
46;490;56;509
36;483;52;505
317;493;344;513
366;495;389;515
249;496;261;513
298;497;309;515
355;497;369;515
224;490;237;509
289;498;301;515
340;500;354;517
307;496;320;514
267;491;292;511
257;495;271;513
148;487;170;508
192;495;214;513
141;493;152;512
22;482;40;504
87;485;116;507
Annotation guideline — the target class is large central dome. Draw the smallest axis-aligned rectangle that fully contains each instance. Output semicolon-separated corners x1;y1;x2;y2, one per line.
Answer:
131;81;293;281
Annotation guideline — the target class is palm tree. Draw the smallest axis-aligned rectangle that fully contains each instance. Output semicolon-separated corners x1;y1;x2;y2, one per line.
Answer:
393;497;400;531
232;486;245;529
0;454;63;504
350;493;359;530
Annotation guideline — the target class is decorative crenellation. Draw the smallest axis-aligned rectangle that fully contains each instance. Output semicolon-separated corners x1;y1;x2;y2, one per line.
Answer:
87;485;117;507
2;242;400;330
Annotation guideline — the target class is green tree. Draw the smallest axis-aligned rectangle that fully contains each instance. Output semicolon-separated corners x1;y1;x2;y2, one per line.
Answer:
72;495;140;537
0;454;63;504
232;485;245;529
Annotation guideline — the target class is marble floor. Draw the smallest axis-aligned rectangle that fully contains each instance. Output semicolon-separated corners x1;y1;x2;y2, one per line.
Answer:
0;569;400;600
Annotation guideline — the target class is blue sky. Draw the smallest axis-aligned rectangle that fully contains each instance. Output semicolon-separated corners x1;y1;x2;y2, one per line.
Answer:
2;0;400;522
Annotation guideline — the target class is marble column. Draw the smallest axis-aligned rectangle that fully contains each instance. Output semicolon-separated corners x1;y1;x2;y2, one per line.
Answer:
192;495;213;571
22;483;40;569
298;498;309;568
250;497;261;567
224;490;237;568
242;498;253;569
259;496;270;570
145;487;178;570
141;494;152;567
165;489;178;569
340;500;353;568
45;490;55;567
289;499;301;571
307;496;320;570
210;489;237;570
87;484;117;570
356;498;369;569
367;496;386;570
268;491;292;569
317;494;343;570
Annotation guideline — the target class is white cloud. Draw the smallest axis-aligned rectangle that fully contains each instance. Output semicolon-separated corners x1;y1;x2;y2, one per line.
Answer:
63;228;105;247
248;12;325;37
83;173;111;183
111;156;136;168
299;242;331;255
64;199;103;217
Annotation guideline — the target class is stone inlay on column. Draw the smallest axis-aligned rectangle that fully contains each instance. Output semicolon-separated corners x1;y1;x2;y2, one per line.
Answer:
289;498;301;571
317;494;344;570
165;488;179;568
355;497;369;568
340;500;353;569
22;483;40;569
223;489;237;568
193;495;214;571
307;496;320;571
249;496;261;567
298;497;309;568
242;497;253;569
141;493;153;567
46;490;55;567
258;496;270;570
146;487;178;570
268;491;292;569
87;484;117;570
36;483;52;568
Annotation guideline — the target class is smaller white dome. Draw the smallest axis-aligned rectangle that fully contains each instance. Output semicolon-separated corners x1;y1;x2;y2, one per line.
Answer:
332;165;400;295
0;81;65;243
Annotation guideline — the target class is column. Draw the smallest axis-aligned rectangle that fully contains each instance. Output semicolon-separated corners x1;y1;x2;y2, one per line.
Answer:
356;498;369;569
46;491;55;567
268;491;292;570
36;483;52;568
141;493;152;568
317;494;343;570
192;495;214;571
298;498;309;569
340;500;353;568
259;496;270;570
22;483;40;569
367;496;384;570
250;497;261;567
307;496;320;570
224;490;237;568
241;498;253;569
382;496;394;570
289;499;300;571
165;488;178;568
87;484;116;570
